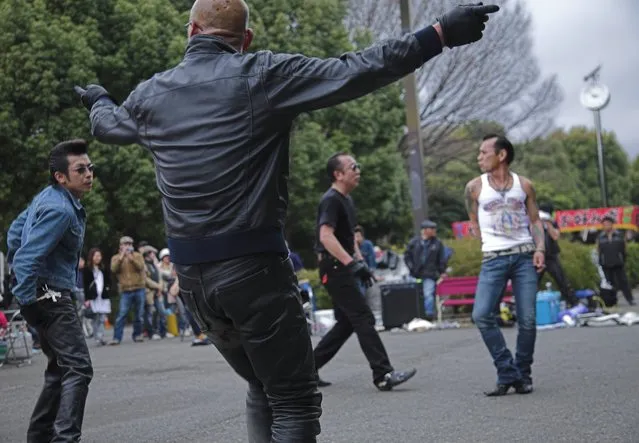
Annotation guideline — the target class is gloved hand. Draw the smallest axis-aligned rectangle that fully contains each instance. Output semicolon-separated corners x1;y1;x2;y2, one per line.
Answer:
20;301;45;328
437;3;500;47
74;84;117;111
346;260;377;288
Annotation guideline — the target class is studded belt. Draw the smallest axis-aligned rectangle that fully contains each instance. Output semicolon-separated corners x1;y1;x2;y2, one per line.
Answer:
482;243;536;262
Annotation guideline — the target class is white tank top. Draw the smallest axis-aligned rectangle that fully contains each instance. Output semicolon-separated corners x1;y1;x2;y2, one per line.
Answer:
477;172;533;252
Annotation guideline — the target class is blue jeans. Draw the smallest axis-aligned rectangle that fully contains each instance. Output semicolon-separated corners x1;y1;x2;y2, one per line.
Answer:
472;252;537;385
113;289;146;342
92;313;107;343
422;278;436;317
146;296;168;337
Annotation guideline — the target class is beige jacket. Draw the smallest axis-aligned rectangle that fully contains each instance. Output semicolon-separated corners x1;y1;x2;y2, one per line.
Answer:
111;252;146;292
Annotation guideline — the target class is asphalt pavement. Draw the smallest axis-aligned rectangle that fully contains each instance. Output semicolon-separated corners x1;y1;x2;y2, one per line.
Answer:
2;321;639;442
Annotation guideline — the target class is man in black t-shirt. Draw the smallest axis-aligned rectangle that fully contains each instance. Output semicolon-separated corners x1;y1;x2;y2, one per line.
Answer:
538;208;578;306
313;152;416;391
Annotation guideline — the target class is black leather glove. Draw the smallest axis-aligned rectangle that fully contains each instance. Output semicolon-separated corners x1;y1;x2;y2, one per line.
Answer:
20;302;45;328
346;260;377;288
74;84;117;111
437;3;500;47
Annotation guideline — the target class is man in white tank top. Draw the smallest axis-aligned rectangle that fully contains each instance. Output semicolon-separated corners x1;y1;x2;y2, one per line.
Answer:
464;134;546;396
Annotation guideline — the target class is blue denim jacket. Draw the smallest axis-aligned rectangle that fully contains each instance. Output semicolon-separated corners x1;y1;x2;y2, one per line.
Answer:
360;239;377;270
7;185;86;305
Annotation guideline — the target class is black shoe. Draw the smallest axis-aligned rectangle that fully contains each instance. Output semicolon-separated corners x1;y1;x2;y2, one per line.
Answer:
514;381;533;394
484;381;533;397
484;383;513;397
317;377;332;387
375;369;417;391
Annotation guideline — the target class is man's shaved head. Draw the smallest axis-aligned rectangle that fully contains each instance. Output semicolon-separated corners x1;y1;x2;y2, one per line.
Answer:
189;0;252;51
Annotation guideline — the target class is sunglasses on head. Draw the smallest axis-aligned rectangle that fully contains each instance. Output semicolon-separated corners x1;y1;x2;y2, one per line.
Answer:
72;164;95;175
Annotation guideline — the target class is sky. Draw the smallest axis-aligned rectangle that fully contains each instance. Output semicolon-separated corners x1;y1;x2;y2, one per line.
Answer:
523;0;639;159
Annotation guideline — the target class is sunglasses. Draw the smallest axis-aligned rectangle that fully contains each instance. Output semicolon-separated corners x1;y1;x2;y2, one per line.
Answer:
72;164;95;175
347;163;361;171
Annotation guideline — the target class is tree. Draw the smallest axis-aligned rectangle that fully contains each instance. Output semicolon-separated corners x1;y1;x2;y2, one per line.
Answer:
630;157;639;205
0;0;98;245
515;136;588;210
345;0;563;162
549;127;631;208
249;0;415;260
0;0;415;263
0;0;186;253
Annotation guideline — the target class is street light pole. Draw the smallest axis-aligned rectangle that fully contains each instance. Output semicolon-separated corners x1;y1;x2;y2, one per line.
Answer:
399;0;428;235
580;65;611;208
593;110;608;207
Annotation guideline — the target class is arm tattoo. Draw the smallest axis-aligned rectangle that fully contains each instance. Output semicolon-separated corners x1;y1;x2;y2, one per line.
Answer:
464;181;477;218
531;222;545;251
465;180;481;238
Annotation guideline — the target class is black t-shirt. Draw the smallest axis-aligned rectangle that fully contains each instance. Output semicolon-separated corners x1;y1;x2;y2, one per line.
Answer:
315;188;357;256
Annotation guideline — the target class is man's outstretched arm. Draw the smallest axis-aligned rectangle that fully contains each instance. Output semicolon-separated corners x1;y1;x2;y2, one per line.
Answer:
261;4;499;115
74;85;140;145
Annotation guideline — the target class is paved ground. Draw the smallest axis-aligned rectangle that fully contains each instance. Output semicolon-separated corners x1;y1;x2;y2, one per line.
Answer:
2;319;639;443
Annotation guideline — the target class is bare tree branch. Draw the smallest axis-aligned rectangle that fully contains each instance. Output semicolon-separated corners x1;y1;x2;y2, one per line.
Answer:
346;0;563;166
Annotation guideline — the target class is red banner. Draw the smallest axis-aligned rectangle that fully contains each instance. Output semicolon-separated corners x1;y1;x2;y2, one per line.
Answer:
554;206;639;232
452;221;473;239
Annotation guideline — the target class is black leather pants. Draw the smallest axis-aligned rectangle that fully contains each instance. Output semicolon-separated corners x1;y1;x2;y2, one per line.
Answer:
313;259;393;383
21;291;93;443
176;254;322;443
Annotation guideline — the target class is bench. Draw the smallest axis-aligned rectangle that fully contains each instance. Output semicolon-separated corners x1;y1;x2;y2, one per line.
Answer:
435;276;513;323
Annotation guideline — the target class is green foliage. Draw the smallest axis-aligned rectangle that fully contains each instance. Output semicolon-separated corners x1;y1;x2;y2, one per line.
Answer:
516;136;589;210
630;157;639;205
0;0;412;265
248;0;412;263
548;127;632;208
0;0;185;255
550;240;599;291
626;243;639;288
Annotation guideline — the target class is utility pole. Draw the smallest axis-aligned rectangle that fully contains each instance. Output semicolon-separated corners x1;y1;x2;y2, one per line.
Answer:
399;0;428;235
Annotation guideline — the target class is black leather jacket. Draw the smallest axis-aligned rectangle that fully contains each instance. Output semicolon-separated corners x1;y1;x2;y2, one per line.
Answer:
598;230;626;268
404;236;447;280
89;28;442;265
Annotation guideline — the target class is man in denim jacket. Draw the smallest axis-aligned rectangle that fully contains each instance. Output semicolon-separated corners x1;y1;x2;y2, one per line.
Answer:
7;139;94;443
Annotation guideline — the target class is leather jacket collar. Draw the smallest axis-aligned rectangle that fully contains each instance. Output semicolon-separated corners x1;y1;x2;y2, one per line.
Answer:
185;35;238;56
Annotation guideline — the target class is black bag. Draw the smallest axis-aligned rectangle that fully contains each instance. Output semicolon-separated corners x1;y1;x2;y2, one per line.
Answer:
82;304;96;320
598;287;617;307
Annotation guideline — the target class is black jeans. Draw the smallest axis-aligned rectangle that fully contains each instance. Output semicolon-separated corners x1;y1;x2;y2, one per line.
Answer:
313;259;393;383
538;256;577;305
603;266;634;304
21;291;93;443
175;254;322;443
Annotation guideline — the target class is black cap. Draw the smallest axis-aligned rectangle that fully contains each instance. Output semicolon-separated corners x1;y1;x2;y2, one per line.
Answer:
421;220;437;229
